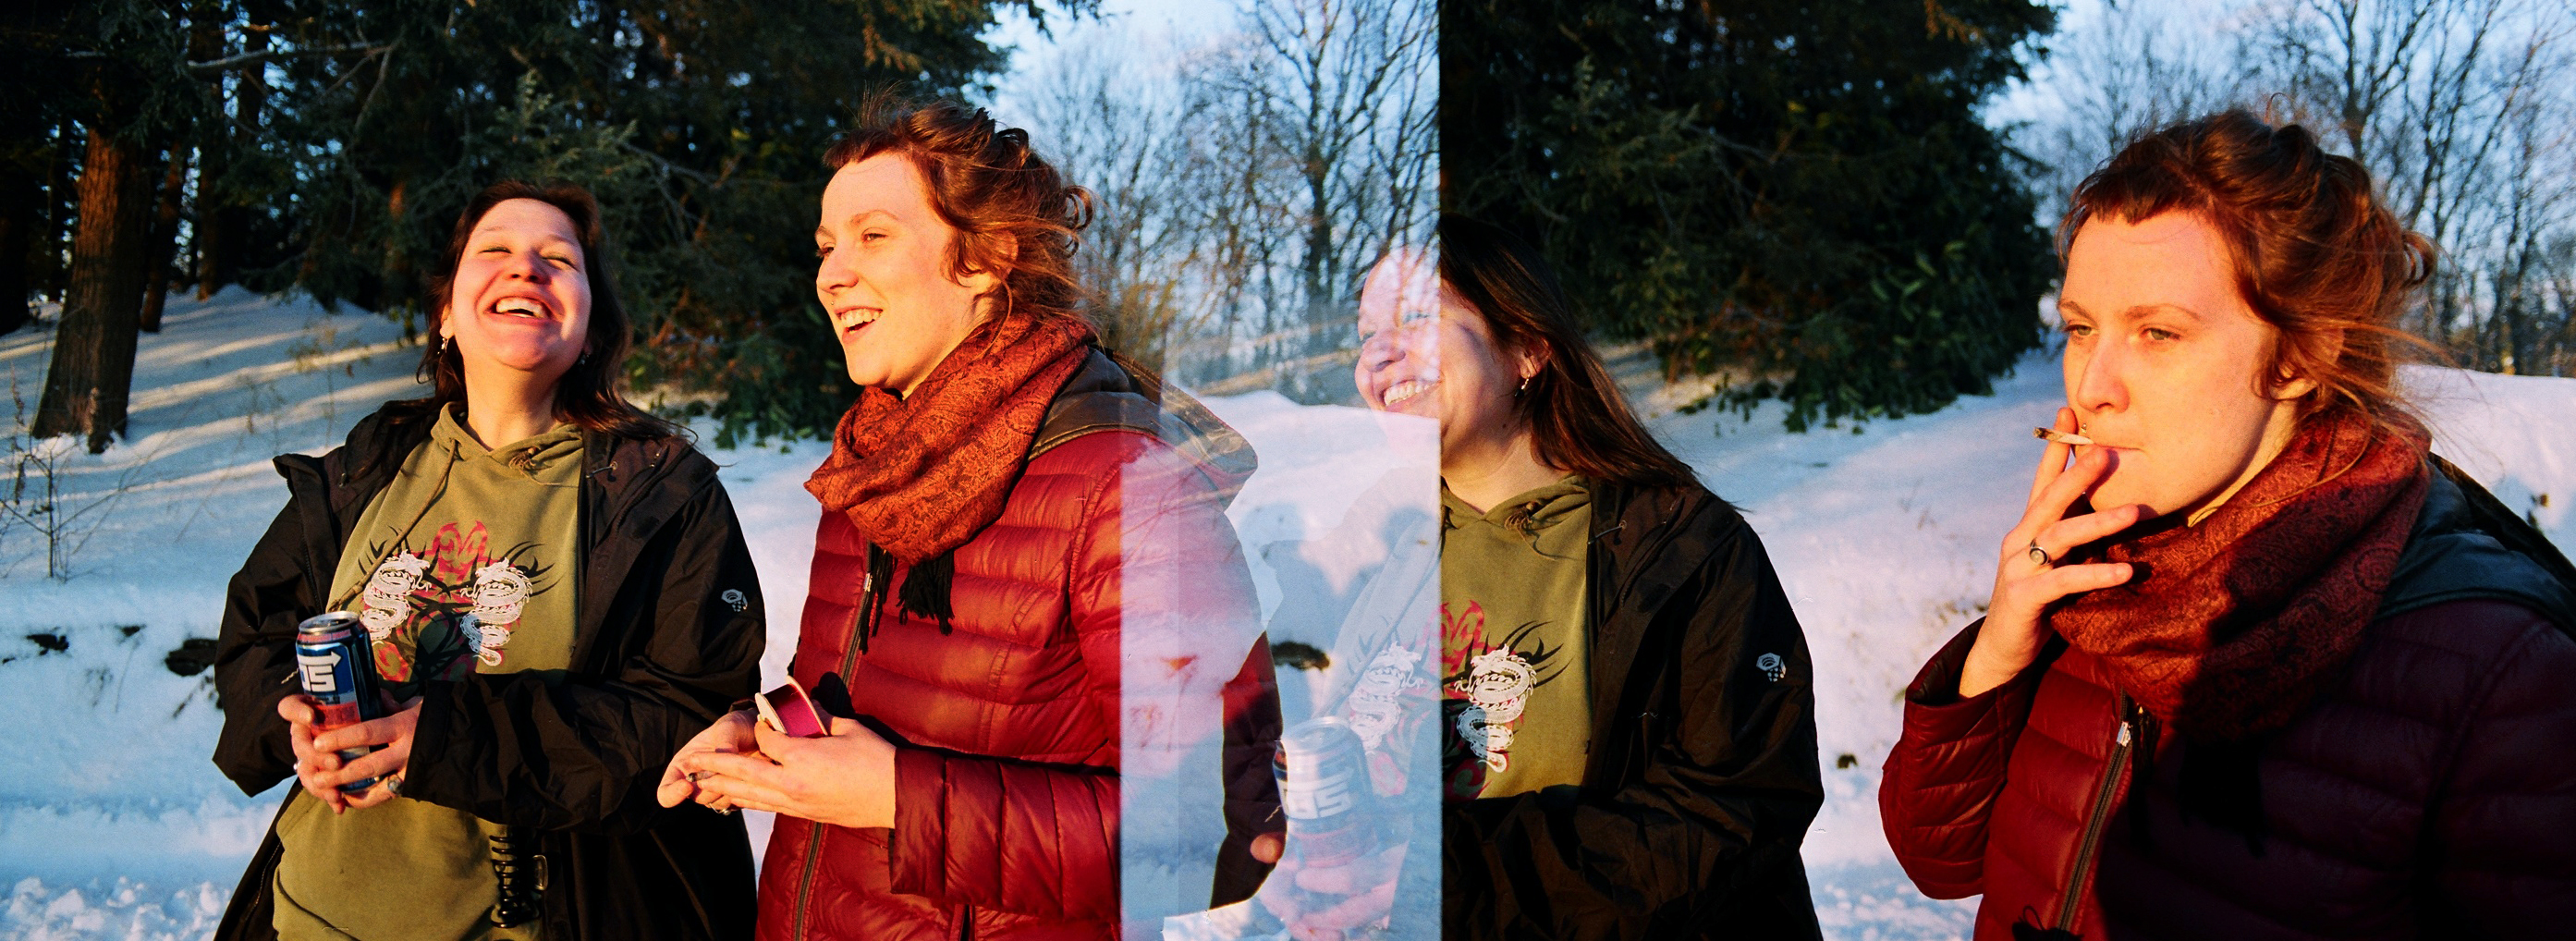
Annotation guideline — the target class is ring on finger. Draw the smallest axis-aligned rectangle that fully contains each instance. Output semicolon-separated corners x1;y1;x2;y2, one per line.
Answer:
2026;541;2055;567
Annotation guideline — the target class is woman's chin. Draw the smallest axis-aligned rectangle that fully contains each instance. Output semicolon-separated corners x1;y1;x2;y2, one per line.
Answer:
2086;477;2180;522
468;348;577;381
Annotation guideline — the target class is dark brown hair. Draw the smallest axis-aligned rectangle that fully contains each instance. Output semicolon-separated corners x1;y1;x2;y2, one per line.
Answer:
1438;215;1697;490
2063;109;2437;427
410;179;678;441
823;93;1095;336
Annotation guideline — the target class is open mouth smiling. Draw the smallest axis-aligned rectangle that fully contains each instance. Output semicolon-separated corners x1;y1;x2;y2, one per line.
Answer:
488;296;555;320
835;307;883;336
1380;377;1435;409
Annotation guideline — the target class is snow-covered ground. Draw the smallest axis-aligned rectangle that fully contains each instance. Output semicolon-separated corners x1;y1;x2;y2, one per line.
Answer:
1;290;2567;939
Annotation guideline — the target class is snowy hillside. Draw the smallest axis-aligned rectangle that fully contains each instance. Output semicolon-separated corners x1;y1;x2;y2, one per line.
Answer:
1;289;2567;940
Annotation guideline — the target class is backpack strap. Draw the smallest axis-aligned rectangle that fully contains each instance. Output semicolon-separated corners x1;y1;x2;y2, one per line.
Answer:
2375;455;2576;634
1029;348;1258;503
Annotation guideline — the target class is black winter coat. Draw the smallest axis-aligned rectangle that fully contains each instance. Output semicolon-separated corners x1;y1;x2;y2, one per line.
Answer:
210;403;764;940
1882;457;2576;940
1443;478;1825;940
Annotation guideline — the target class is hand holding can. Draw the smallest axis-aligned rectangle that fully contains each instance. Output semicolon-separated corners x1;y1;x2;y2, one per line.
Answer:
293;612;386;794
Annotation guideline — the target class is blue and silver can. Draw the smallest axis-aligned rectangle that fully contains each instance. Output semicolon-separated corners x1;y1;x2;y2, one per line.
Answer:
1274;716;1380;867
294;611;384;793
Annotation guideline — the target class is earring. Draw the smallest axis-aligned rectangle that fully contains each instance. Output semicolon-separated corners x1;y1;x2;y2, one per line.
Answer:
578;350;591;366
437;336;450;359
1516;375;1532;396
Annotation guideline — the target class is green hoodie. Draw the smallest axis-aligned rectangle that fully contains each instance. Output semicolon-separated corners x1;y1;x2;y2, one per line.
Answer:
273;406;581;940
1440;477;1592;800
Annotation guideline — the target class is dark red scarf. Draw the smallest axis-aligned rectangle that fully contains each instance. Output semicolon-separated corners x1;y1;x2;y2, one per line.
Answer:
2050;408;2432;739
805;314;1094;566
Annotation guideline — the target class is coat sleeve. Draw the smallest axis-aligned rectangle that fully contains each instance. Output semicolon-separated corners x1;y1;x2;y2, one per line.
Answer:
885;433;1265;924
1442;519;1825;939
401;469;767;834
2429;605;2576;935
1878;618;2048;899
210;465;335;796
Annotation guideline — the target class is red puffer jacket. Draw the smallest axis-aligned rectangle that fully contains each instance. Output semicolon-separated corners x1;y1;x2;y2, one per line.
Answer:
1881;471;2576;940
757;354;1266;941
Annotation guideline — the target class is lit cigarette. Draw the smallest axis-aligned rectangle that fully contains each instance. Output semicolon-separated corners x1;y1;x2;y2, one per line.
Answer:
2033;427;2094;446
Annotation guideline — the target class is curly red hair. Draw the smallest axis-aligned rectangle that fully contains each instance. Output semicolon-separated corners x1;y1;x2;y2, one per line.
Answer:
2063;109;2437;428
824;94;1096;333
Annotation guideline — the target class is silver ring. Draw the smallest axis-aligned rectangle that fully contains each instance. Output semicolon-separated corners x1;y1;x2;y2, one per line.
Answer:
2027;542;2054;567
384;774;404;797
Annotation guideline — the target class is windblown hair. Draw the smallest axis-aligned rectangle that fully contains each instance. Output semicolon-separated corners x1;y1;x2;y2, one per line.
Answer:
1438;215;1697;490
2064;109;2437;428
823;93;1095;336
404;179;679;444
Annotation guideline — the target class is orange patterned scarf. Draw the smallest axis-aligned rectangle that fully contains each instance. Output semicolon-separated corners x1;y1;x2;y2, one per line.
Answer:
805;314;1094;566
2049;408;2431;739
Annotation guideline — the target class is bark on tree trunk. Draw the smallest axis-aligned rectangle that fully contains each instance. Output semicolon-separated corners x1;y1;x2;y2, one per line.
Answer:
140;147;190;333
32;126;154;453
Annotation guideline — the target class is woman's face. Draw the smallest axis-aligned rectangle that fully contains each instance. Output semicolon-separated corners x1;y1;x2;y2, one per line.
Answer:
1355;250;1532;455
814;153;1000;396
2058;212;2311;520
443;199;592;385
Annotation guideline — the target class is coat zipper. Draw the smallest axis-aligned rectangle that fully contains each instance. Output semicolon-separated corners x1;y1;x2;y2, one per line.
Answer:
2055;695;2138;933
797;550;885;938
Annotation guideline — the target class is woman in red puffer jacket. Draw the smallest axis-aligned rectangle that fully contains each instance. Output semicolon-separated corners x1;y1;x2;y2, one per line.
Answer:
655;97;1278;940
1879;110;2576;940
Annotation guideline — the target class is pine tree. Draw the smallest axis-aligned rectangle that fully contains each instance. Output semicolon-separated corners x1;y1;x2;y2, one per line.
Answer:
1446;0;2059;431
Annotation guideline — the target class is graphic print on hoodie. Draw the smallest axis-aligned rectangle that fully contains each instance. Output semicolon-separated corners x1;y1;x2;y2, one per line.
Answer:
1440;477;1593;800
271;407;581;941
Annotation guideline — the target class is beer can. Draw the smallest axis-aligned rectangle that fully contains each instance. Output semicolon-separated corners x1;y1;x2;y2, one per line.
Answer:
294;611;384;793
1274;716;1379;867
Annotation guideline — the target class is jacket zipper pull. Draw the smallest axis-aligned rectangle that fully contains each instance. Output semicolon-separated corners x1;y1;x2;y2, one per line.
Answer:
2054;695;2140;934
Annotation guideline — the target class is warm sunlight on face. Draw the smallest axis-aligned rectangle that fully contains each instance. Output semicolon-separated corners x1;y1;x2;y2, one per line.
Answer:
444;199;592;387
2058;213;2311;520
813;153;1000;397
1356;249;1528;457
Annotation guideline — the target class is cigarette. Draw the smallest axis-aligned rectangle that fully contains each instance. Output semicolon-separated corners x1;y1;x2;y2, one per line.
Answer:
2033;427;2094;446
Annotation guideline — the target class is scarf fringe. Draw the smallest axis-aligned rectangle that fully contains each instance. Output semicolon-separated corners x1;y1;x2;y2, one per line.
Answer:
899;551;956;635
858;544;894;654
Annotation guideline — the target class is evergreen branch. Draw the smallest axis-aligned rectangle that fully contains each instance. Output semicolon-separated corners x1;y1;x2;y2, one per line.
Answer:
180;43;391;76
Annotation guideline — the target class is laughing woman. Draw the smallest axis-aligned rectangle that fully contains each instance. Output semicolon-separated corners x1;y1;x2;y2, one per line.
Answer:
1357;216;1825;940
658;99;1273;940
1880;111;2576;940
211;181;764;940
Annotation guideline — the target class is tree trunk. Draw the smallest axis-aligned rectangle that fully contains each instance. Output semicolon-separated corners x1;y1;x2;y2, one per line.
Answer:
198;12;267;299
0;150;32;336
139;147;189;333
42;121;78;303
32;126;154;453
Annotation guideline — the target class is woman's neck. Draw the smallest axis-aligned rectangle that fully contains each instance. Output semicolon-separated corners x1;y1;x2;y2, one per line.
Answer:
460;370;562;449
1443;425;1566;513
